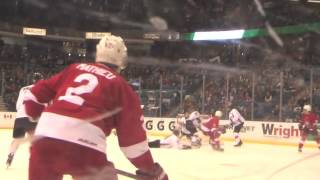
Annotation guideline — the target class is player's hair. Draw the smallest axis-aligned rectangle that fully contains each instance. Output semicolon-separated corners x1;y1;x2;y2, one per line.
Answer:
95;34;128;70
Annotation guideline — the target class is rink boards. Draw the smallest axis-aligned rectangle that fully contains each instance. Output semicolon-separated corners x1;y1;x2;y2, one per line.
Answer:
143;117;319;148
0;112;319;148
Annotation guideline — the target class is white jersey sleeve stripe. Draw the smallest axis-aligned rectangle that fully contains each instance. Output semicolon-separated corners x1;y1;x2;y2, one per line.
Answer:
120;140;149;159
35;112;107;153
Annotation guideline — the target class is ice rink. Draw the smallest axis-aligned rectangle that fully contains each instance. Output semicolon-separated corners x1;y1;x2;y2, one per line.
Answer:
1;129;319;180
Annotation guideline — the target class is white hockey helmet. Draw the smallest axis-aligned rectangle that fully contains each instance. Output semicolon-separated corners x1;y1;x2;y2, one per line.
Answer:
96;34;128;70
303;104;311;112
215;110;223;117
32;72;44;83
193;111;200;118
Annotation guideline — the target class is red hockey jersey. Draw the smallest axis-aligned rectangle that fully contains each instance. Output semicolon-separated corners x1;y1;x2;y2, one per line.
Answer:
300;112;318;128
202;116;220;131
24;63;154;170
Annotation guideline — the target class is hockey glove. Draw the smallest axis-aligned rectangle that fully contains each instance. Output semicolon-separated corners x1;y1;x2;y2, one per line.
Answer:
136;163;168;180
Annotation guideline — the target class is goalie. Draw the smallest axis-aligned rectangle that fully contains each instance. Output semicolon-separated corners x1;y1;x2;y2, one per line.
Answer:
201;110;225;152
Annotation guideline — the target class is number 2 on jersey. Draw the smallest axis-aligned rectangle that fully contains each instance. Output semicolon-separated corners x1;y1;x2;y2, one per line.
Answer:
58;73;98;105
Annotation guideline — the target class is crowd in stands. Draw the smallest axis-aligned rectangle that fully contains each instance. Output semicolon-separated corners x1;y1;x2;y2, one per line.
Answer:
0;41;79;110
0;0;319;123
1;34;320;122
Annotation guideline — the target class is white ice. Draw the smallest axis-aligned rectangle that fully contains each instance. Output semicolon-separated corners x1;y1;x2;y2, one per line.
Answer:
1;129;319;180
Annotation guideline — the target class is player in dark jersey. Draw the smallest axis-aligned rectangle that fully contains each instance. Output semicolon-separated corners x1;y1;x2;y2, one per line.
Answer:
24;34;168;180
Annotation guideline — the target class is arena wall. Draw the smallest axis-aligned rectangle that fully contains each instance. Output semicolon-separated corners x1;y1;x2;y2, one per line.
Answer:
0;112;16;129
142;117;319;148
1;112;318;147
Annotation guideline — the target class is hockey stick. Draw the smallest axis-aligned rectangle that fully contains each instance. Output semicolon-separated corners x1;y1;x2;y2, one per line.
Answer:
72;107;122;127
73;165;138;179
116;168;139;179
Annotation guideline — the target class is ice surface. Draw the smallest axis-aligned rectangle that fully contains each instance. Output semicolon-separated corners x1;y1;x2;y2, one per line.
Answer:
1;129;319;180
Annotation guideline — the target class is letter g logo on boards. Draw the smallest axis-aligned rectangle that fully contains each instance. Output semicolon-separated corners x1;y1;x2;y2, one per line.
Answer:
145;120;153;130
169;121;175;131
157;120;164;130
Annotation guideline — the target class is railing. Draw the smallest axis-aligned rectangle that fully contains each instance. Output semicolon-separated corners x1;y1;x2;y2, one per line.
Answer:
1;62;319;122
131;67;320;122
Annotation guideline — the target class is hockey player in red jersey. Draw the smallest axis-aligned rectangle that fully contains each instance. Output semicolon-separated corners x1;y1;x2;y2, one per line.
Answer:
298;105;320;152
24;34;168;180
201;110;224;151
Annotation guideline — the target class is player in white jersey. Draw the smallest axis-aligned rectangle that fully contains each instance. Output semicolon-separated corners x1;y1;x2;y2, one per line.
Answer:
180;111;202;147
6;73;43;168
228;108;245;147
148;130;191;149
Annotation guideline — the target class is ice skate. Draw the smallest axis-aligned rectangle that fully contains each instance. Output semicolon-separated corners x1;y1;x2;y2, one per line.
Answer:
298;148;302;152
181;145;192;150
234;140;243;147
217;147;224;152
6;153;14;168
211;144;224;152
213;146;224;152
191;136;202;148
